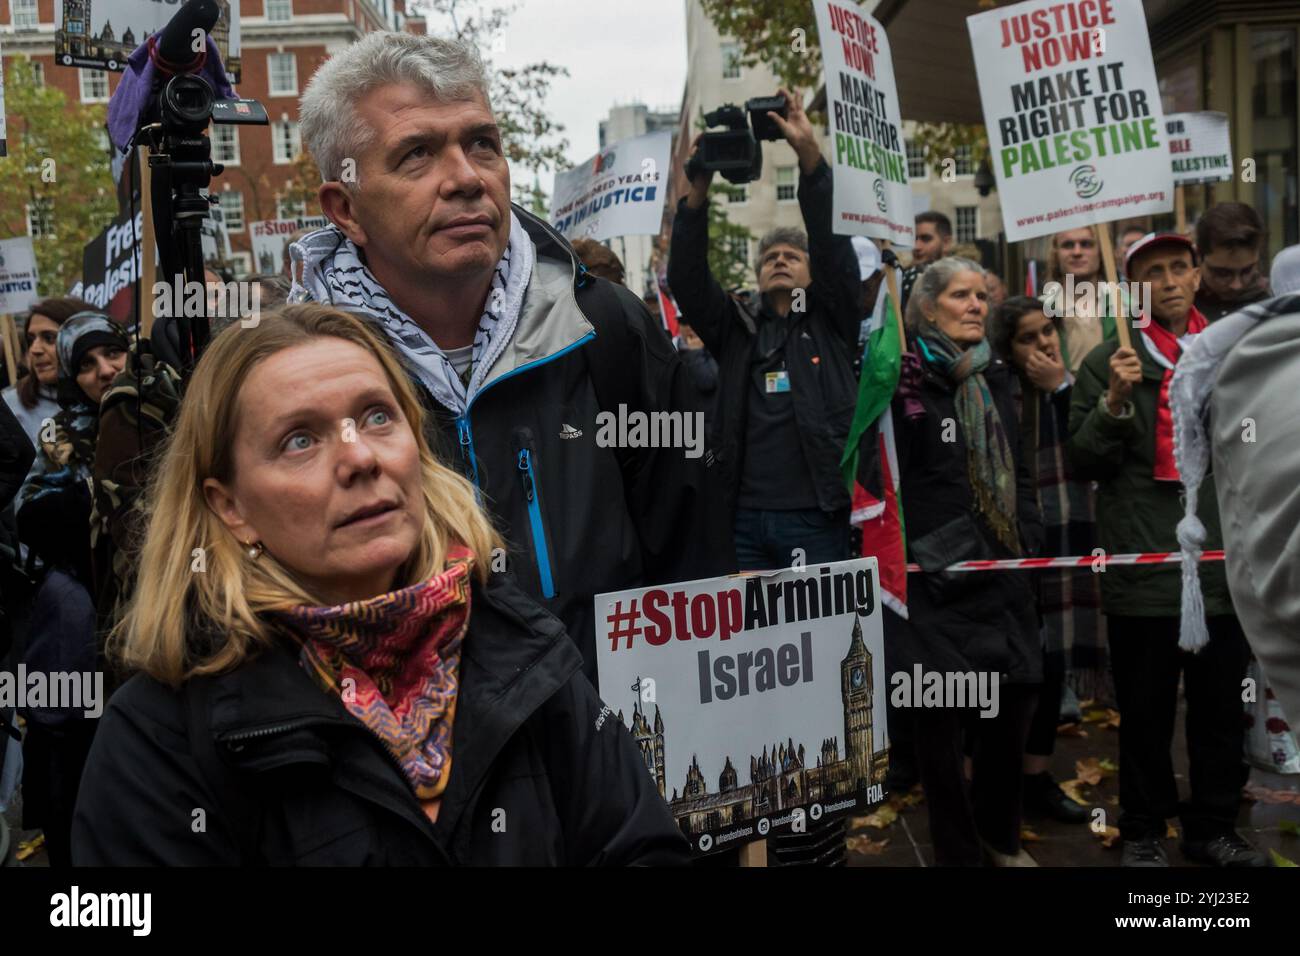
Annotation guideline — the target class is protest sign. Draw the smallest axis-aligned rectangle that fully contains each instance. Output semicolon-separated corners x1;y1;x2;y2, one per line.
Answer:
813;0;912;245
1166;111;1233;186
968;0;1173;242
55;0;242;82
549;130;671;242
596;558;888;856
81;210;150;324
249;217;329;275
0;237;40;315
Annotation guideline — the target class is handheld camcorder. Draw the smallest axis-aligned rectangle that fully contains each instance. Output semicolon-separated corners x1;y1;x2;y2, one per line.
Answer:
686;95;788;186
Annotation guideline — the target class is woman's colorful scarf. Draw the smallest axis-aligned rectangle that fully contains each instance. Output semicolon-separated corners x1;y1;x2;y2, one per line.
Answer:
277;546;474;807
918;327;1021;553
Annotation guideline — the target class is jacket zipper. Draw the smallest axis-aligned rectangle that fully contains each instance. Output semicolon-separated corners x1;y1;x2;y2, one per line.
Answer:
514;427;556;599
220;717;410;786
456;416;480;487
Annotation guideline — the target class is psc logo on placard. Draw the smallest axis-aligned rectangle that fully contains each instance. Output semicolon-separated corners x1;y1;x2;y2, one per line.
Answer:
873;178;887;212
1069;163;1103;199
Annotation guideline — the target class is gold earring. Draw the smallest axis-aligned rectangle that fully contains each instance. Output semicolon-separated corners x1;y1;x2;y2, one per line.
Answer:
244;540;264;561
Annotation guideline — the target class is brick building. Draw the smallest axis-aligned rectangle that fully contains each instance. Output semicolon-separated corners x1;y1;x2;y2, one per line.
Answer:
1;0;424;275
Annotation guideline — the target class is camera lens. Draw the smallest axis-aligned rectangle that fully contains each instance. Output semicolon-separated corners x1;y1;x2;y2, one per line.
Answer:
162;74;215;128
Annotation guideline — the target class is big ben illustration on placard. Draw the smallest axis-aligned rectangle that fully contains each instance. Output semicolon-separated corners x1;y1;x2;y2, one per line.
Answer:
841;611;874;791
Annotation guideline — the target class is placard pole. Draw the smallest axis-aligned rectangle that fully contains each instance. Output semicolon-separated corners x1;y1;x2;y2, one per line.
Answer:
1;315;18;387
1095;224;1132;351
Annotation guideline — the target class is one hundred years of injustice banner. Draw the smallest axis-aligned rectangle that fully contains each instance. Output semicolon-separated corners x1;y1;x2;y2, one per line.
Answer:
549;130;671;242
813;0;913;245
968;0;1173;242
596;559;888;856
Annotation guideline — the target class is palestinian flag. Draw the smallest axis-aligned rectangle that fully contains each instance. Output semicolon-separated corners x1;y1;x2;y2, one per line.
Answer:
656;277;680;339
841;283;907;617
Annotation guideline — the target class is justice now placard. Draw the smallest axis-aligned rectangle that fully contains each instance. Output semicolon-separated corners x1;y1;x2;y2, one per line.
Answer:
968;0;1173;241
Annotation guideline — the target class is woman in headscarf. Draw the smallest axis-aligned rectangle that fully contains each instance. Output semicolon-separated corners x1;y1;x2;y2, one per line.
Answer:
1;298;98;451
14;310;128;868
72;304;689;865
893;257;1044;866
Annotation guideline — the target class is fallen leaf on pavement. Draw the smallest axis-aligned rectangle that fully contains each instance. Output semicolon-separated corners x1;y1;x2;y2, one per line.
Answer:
853;804;899;829
16;833;46;861
1096;825;1121;849
1076;758;1104;786
1269;849;1297;867
1059;778;1089;804
1166;822;1180;839
847;834;890;855
1244;785;1300;805
1099;757;1119;772
1057;723;1089;738
1020;826;1041;843
1279;820;1300;837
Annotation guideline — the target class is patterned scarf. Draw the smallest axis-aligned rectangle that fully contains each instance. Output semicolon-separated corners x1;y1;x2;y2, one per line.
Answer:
918;327;1021;554
1141;306;1207;482
288;213;534;416
276;547;475;810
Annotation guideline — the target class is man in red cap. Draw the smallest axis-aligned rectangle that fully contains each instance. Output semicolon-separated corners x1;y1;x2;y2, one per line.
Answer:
1066;233;1264;869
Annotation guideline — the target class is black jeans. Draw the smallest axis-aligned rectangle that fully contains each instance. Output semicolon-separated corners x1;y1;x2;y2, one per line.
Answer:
1025;648;1066;757
734;507;848;572
913;684;1039;865
1107;614;1250;842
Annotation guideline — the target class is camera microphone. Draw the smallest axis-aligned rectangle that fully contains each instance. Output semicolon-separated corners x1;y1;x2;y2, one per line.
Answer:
155;0;221;75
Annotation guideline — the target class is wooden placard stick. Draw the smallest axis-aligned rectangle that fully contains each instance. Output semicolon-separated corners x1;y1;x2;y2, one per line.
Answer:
137;145;159;340
878;239;907;346
1175;185;1187;234
1;315;18;387
1094;224;1132;351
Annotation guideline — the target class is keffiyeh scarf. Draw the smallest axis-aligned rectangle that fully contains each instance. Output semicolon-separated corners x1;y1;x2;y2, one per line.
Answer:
288;213;534;416
277;547;475;814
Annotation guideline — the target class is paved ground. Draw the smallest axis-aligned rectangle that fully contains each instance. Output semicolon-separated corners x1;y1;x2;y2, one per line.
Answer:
6;700;1299;867
847;700;1300;867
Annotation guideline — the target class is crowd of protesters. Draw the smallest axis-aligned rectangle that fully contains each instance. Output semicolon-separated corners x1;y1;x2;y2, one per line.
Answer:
1;30;1297;870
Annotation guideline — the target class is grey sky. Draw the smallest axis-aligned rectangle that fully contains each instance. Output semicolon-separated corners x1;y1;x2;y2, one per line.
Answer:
491;0;688;174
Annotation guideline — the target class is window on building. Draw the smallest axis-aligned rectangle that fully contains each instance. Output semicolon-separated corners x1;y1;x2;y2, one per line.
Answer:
277;197;306;220
266;0;292;22
906;140;927;180
268;52;299;96
218;191;245;232
954;144;975;176
30;62;44;87
80;68;109;103
955;206;978;244
11;0;38;30
26;198;54;239
272;119;301;164
725;183;747;204
212;124;240;165
721;43;741;80
776;166;797;201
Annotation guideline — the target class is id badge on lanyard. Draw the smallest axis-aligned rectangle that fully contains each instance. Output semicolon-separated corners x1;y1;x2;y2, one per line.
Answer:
765;368;791;394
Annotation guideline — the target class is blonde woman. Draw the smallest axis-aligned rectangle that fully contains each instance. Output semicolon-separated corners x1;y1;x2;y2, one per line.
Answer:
71;304;688;866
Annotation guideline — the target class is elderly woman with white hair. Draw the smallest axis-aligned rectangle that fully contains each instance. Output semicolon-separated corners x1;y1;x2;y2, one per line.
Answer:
891;256;1044;867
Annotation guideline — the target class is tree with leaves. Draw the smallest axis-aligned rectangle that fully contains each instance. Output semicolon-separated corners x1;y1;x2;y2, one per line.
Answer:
706;184;756;292
697;0;990;167
0;60;118;296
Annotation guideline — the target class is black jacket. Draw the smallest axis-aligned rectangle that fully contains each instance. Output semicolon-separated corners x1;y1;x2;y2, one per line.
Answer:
890;349;1044;685
0;398;34;510
71;574;690;866
667;160;863;519
399;207;732;685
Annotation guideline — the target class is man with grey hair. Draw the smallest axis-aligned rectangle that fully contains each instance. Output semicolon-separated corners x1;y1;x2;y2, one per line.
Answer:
288;32;728;683
668;88;860;573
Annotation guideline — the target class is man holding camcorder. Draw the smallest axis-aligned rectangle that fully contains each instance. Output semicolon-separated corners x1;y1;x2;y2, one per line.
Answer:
668;87;861;573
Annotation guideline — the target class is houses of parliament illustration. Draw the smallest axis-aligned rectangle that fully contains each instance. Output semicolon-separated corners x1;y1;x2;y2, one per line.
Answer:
619;611;889;837
57;0;241;76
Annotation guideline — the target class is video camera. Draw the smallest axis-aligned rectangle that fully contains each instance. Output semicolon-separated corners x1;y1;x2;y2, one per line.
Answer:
685;95;788;185
138;0;268;371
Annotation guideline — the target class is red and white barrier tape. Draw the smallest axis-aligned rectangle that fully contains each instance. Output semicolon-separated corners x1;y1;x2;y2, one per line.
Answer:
905;550;1225;573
